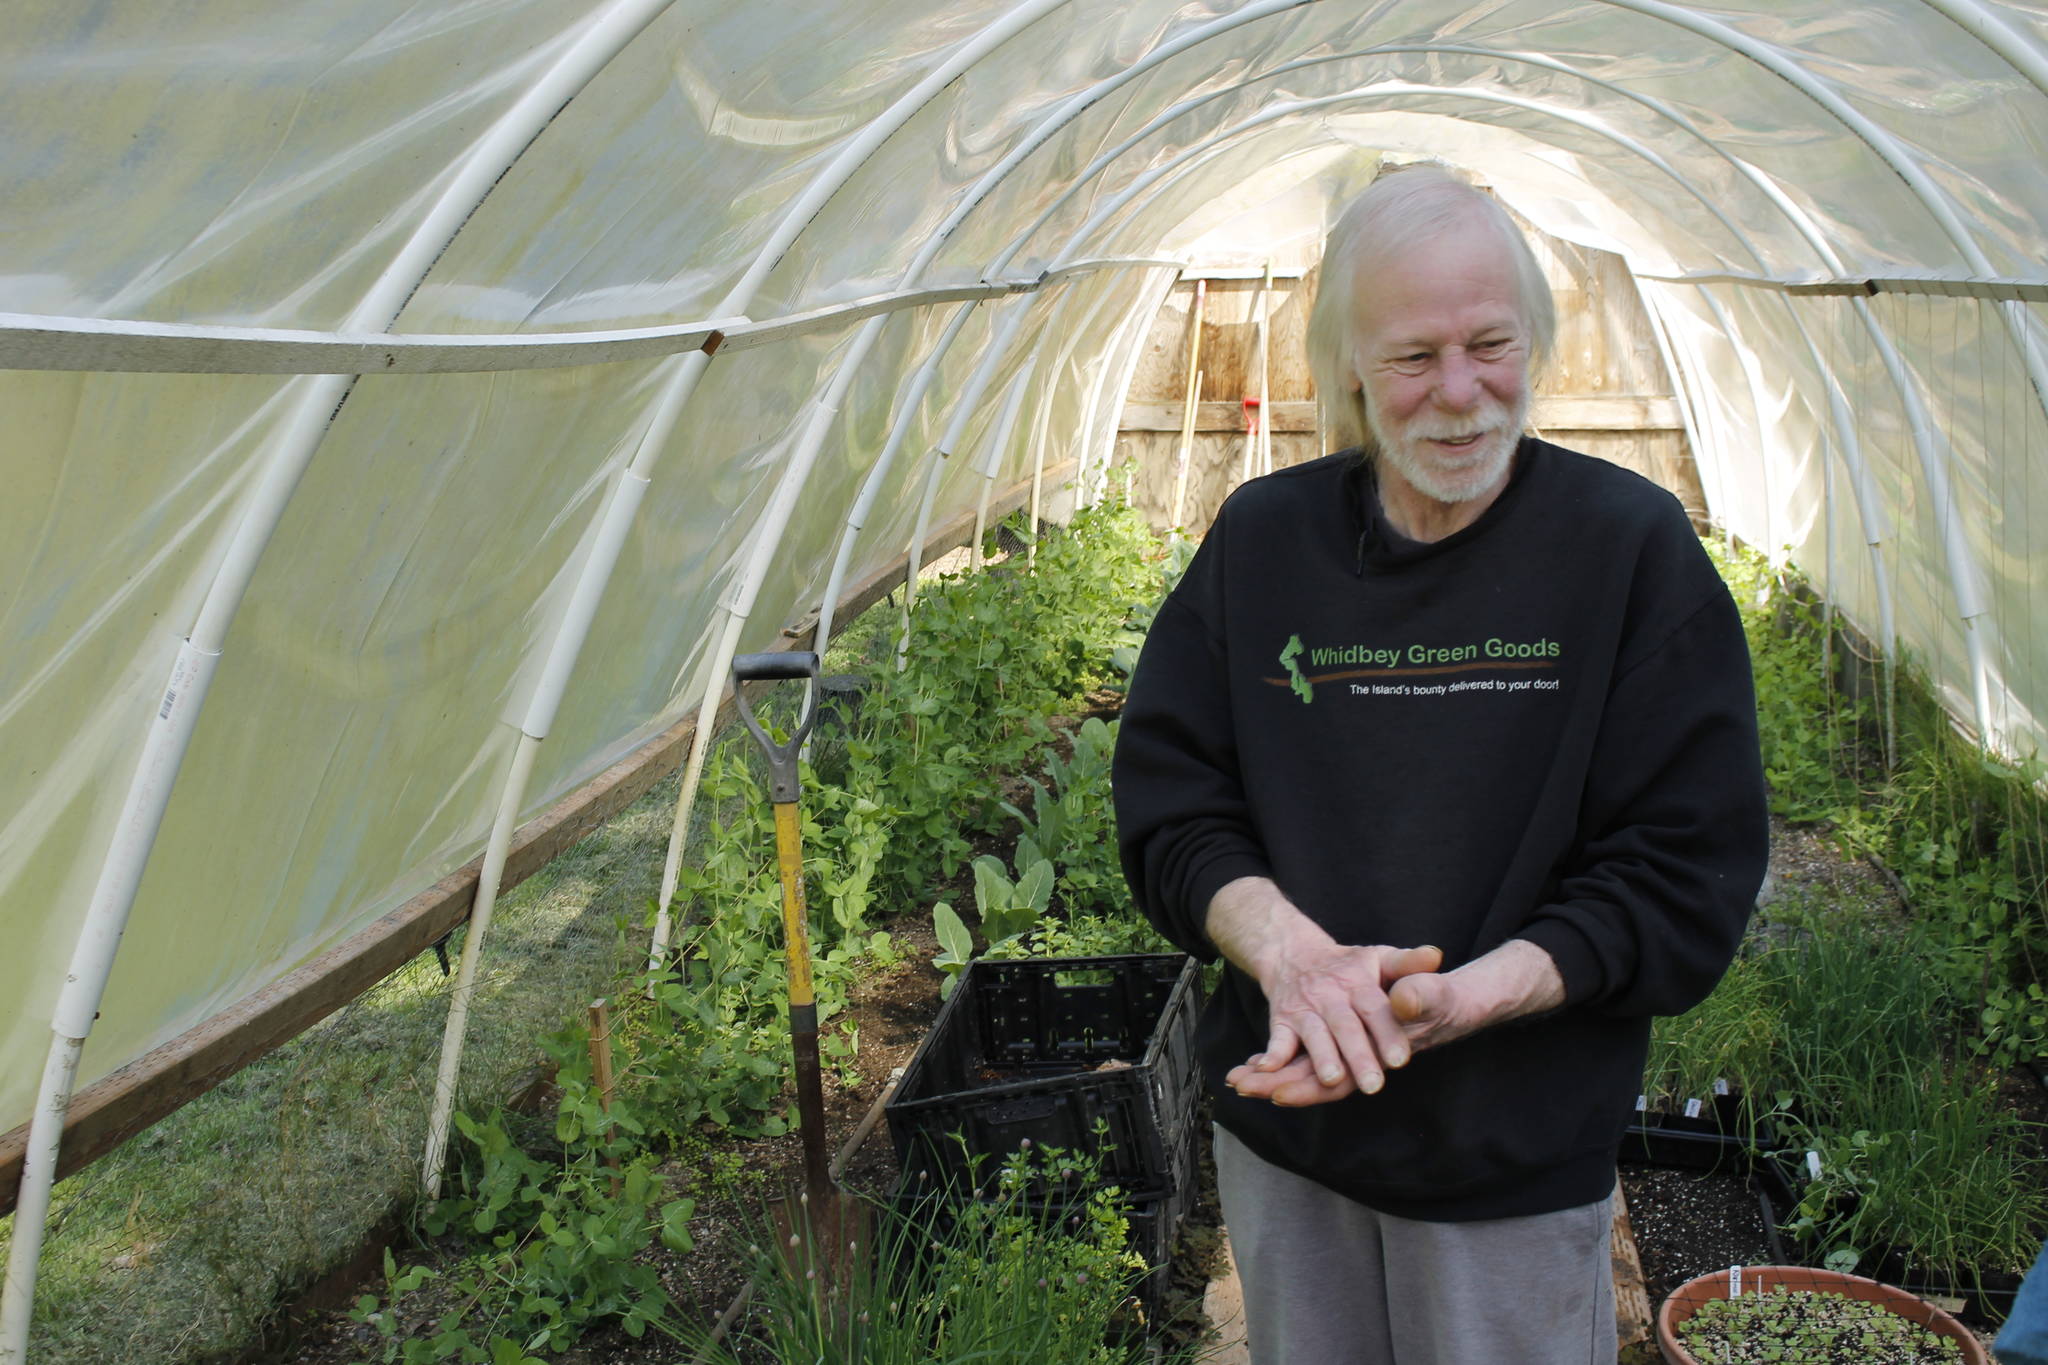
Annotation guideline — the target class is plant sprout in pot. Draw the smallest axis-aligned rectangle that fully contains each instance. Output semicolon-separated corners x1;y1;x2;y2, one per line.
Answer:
1657;1265;1987;1364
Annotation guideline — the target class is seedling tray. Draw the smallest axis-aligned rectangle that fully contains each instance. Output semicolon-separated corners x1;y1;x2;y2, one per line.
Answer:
887;953;1203;1205
1622;1121;1795;1266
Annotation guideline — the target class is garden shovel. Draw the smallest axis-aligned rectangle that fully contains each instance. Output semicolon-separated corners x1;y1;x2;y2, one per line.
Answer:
731;650;867;1294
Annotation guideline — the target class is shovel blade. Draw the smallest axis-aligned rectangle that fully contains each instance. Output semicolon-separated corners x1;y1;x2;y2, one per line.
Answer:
767;1182;871;1300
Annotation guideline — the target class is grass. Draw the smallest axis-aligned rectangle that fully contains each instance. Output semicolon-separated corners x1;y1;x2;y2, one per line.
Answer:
0;765;684;1363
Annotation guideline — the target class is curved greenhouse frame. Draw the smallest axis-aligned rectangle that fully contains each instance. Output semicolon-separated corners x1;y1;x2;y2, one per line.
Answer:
4;2;2046;1357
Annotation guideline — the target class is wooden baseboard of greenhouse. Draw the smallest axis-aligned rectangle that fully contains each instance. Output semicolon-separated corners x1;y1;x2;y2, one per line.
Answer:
1613;1176;1654;1350
0;459;1077;1215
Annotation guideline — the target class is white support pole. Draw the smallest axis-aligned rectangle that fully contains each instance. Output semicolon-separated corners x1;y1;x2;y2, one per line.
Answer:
972;368;1035;569
895;456;951;673
803;304;984;689
1637;285;1723;527
420;731;542;1191
421;0;1080;1174
1086;278;1176;505
0;1;687;1350
1853;294;1998;743
888;304;1036;667
1024;334;1063;565
1690;286;1780;556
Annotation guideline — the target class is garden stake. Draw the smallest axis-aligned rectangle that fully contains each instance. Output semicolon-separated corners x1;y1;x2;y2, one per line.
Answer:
731;650;868;1298
1169;276;1206;536
586;999;620;1192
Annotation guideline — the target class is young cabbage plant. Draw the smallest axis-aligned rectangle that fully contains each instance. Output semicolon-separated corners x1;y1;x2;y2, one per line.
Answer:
932;854;1057;998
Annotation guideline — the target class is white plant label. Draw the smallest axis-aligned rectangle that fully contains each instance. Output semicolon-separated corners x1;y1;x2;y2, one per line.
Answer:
1684;1097;1703;1119
1807;1150;1823;1179
1635;1094;1646;1112
1728;1265;1742;1299
1713;1078;1730;1096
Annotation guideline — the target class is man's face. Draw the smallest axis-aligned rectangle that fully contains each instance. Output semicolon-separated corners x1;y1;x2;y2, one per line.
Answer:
1351;215;1531;506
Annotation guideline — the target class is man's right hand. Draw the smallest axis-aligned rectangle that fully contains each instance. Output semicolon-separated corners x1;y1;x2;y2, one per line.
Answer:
1230;941;1443;1103
1202;876;1442;1105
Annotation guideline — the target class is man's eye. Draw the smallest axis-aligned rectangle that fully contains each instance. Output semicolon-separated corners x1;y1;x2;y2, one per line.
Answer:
1474;338;1512;356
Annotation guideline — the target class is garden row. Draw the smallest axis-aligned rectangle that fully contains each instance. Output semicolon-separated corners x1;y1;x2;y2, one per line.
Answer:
1637;542;2048;1318
345;491;1193;1363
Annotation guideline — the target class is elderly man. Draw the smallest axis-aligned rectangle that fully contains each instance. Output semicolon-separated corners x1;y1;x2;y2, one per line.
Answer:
1113;166;1768;1363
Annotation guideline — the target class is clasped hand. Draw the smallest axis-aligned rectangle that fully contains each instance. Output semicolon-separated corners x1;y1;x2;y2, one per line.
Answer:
1226;941;1477;1107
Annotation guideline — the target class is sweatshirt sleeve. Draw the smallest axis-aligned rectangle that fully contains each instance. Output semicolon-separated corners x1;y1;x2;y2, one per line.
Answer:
1112;541;1273;962
1513;583;1770;1017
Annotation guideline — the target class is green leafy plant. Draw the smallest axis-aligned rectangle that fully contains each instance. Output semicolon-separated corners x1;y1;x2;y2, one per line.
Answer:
356;1110;691;1363
1676;1284;1962;1363
933;853;1055;998
682;1145;1154;1364
1004;716;1133;917
1706;539;2048;1070
1643;943;1783;1132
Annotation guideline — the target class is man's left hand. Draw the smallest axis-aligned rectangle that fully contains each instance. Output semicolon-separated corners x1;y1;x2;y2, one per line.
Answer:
1225;939;1566;1107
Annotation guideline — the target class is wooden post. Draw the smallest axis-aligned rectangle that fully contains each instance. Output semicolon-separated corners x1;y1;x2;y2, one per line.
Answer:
1612;1176;1652;1352
1169;280;1207;535
586;999;620;1190
1256;260;1274;477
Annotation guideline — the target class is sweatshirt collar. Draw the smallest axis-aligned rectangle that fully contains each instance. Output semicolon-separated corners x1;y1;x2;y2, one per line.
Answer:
1346;437;1542;574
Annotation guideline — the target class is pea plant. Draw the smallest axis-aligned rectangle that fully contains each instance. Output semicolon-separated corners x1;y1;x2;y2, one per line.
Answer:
366;487;1175;1361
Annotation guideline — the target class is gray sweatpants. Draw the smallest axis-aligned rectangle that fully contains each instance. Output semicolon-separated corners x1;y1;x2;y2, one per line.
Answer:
1214;1125;1616;1365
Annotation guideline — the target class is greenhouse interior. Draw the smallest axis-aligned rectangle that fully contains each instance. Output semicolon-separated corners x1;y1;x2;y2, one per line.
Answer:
4;2;2047;1361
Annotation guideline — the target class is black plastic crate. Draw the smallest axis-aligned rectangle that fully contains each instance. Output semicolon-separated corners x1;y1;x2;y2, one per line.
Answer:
891;1116;1199;1333
887;954;1203;1206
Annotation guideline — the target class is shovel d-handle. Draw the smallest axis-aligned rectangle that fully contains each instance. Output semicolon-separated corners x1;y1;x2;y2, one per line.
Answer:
733;651;819;804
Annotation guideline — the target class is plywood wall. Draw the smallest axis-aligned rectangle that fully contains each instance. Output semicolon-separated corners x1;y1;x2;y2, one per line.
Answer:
1113;227;1706;536
1114;270;1318;534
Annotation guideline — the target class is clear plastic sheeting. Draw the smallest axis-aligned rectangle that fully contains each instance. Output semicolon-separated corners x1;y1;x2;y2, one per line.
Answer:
4;0;2048;1141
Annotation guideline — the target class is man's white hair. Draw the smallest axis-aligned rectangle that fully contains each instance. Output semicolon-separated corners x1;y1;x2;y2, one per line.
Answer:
1305;164;1556;456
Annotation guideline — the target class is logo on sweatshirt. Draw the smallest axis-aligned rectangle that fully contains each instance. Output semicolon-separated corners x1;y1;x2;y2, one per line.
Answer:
1268;633;1562;703
1278;635;1314;703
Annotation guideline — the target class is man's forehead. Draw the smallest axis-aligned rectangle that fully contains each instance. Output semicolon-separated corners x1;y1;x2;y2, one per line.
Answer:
1351;220;1524;342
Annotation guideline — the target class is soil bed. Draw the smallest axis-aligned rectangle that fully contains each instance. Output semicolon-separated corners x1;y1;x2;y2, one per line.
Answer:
273;767;2041;1363
1621;1164;1776;1309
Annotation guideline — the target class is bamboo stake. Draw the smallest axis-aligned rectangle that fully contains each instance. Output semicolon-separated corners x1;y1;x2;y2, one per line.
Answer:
1170;369;1202;533
1256;260;1274;476
1239;397;1260;487
586;999;619;1191
1169;280;1206;535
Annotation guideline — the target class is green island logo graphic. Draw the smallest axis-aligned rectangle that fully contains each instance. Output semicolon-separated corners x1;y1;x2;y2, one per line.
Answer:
1278;633;1313;703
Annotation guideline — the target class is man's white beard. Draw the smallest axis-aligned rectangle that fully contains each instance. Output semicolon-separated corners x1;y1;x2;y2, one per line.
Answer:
1369;389;1528;505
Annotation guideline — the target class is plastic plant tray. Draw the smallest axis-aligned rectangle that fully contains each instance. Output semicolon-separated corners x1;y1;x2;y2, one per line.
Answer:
887;953;1203;1206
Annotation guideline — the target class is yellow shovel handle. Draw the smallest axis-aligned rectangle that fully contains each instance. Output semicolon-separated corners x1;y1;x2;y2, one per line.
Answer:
772;801;814;1008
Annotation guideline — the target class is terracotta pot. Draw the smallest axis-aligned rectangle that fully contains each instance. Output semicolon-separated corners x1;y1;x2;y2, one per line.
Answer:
1657;1264;1987;1364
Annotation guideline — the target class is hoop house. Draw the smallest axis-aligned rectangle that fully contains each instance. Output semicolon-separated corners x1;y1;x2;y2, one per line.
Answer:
3;2;2045;1358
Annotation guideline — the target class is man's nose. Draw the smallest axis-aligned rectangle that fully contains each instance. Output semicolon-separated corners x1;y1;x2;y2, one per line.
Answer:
1435;350;1482;408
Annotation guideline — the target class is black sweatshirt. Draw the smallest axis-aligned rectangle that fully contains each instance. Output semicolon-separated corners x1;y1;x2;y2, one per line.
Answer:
1113;440;1769;1221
